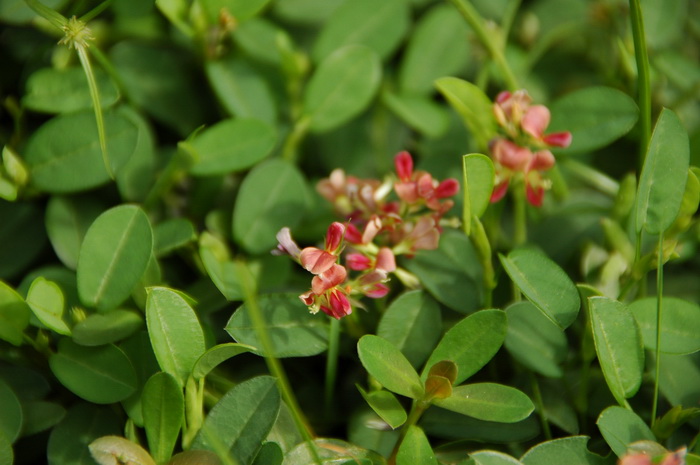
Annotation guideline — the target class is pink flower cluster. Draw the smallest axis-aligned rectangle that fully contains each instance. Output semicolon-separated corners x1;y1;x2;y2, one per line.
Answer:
489;90;572;207
618;447;686;465
274;151;458;319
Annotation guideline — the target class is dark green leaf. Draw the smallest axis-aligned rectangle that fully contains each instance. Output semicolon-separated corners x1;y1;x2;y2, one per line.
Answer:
45;195;104;270
23;67;119;114
520;436;613;465
154;218;196;257
0;201;47;280
596;406;654;458
421;408;540;443
72;309;143;346
142;372;183;464
0;380;22;442
382;92;450;138
396;426;437;465
434;383;534;423
358;335;424;399
20;400;66;436
252;442;283;465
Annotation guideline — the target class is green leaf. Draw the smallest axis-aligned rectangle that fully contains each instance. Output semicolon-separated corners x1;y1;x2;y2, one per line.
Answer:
49;338;137;404
47;403;121;465
382;92;450;138
396;426;437;465
20;400;66;436
399;4;471;95
45;195;104;270
77;205;153;311
435;77;497;151
199;0;270;22
26;277;71;335
596;406;655;458
421;408;539;443
284;438;385;464
89;436;156;465
357;335;424;399
189;118;277;176
153;218;196;257
72;309;143;346
205;57;277;124
115;105;159;203
0;0;64;24
146;287;206;386
520;436;613;465
629;297;700;355
471;451;524;465
548;86;639;155
0;281;31;346
120;331;161;427
252;442;283;465
312;0;409;62
23;66;119;114
0;380;22;443
303;45;381;133
499;248;580;329
505;301;568;378
588;296;644;404
462;153;494;234
0;201;47;280
232;159;309;254
423;309;507;385
357;386;407;429
635;108;690;234
232;18;286;66
272;0;344;24
0;431;12;464
25;109;138;193
226;293;328;357
192;376;280;465
192;343;255;380
167;450;224;465
434;383;534;423
376;290;442;369
142;372;183;464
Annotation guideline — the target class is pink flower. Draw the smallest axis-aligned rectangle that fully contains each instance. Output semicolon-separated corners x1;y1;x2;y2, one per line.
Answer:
273;227;301;259
618;447;686;465
393;151;459;211
299;222;345;274
394;216;440;253
300;263;353;319
346;253;372;271
520;104;572;148
321;289;352;319
375;247;396;272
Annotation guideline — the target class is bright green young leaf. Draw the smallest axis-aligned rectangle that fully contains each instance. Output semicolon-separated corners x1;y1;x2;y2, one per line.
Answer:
23;67;119;114
205;57;277;124
312;0;409;62
45;195;104;270
630;297;700;354
462;153;494;234
303;45;381;133
435;77;497;151
142;372;183;464
189;118;276;176
146;287;206;386
0;380;22;443
471;451;524;465
505;301;568;378
47;403;121;465
89;436;156;465
635;108;690;234
396;426;437;465
25;110;138;193
382;92;450;138
357;335;424;399
596;406;655;458
588;296;644;405
376;290;442;368
520;436;611;465
499;248;580;329
423;309;507;385
433;383;534;423
232;159;309;254
192;343;255;380
71;309;143;346
357;386;407;429
0;281;31;346
77;204;153;311
191;376;280;464
226;293;328;357
399;4;470;95
199;232;241;300
49;339;138;404
26;277;71;335
548;86;639;155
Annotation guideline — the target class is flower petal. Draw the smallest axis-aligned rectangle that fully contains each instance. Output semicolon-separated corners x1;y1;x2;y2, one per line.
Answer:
376;247;396;272
435;178;459;198
311;264;347;294
346;253;372;271
528;150;556;172
322;289;352;319
325;222;345;252
300;247;336;274
522;104;551;139
490;180;509;203
273;227;301;258
394;151;413;181
543;131;572;148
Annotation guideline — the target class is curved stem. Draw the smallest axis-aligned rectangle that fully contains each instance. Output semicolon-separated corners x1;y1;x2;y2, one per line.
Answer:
629;0;651;169
651;232;664;426
282;117;310;163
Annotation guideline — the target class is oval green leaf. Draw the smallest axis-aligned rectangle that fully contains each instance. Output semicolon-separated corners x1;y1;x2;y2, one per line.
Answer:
629;297;700;355
471;451;524;465
45;195;104;270
23;67;119;114
463;153;495;234
548;86;639;155
26;277;71;335
72;309;143;346
382;92;450;138
423;309;507;385
357;386;407;430
499;248;580;329
142;372;183;464
377;290;442;369
303;45;381;133
635;108;690;234
25;110;139;193
146;287;206;386
77;205;153;311
396;425;436;465
153;218;196;257
0;380;22;443
0;281;31;346
192;343;256;380
596;406;655;458
232;159;309;254
433;383;534;423
49;339;137;404
20;400;66;436
357;335;424;399
588;296;644;404
521;436;611;465
189;118;277;176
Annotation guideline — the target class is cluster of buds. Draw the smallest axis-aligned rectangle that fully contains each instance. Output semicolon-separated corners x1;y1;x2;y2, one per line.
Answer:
490;90;572;207
274;151;458;319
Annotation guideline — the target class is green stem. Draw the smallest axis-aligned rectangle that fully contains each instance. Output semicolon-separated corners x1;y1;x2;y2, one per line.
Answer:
513;182;527;246
529;372;552;440
629;0;652;169
282;117;310;163
448;0;519;91
79;0;114;22
324;317;341;414
561;159;619;197
651;232;664;426
500;0;521;42
469;216;496;308
388;401;429;464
